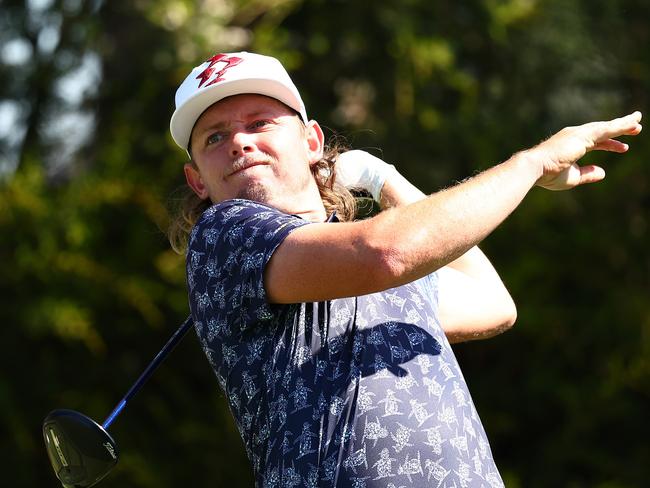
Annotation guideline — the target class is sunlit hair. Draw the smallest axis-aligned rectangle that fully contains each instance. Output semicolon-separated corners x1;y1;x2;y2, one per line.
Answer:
167;136;357;255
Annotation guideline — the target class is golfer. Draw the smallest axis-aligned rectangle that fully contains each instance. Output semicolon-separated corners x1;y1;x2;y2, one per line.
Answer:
168;52;641;487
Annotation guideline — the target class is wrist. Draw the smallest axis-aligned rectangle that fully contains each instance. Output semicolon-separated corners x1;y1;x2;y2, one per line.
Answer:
510;148;546;185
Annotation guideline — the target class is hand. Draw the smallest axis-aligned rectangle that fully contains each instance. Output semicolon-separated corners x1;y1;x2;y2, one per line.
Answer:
533;111;642;191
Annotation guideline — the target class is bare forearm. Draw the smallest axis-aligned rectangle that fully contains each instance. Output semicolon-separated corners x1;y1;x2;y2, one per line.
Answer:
379;167;505;281
437;250;517;343
445;246;505;284
377;159;518;341
368;152;539;286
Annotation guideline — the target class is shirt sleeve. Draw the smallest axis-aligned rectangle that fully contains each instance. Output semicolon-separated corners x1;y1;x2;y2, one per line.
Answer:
420;271;440;316
186;199;310;333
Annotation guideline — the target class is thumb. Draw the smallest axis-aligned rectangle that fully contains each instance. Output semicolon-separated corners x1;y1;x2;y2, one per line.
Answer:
538;164;605;190
577;165;606;186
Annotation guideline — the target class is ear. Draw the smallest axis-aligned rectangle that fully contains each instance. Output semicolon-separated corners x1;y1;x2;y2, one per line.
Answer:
304;120;325;165
184;163;210;200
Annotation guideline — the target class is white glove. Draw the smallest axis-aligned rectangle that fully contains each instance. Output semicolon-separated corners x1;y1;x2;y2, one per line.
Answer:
335;150;397;202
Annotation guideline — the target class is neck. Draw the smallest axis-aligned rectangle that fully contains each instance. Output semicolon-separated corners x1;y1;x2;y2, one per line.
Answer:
268;188;327;222
229;173;328;222
265;177;328;222
291;206;328;222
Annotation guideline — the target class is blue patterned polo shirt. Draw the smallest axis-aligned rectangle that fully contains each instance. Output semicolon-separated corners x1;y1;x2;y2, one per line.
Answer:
186;199;504;488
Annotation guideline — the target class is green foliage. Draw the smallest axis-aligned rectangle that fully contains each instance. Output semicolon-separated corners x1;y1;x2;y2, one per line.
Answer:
1;0;648;486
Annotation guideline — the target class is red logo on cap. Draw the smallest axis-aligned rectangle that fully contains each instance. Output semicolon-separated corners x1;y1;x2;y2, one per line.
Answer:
196;54;243;88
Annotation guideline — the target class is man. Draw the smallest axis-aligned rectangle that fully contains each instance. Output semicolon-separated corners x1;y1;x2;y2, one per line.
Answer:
168;52;641;487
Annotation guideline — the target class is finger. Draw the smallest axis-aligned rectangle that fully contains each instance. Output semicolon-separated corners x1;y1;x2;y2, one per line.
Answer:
577;165;606;186
622;121;643;135
587;112;642;142
592;139;629;153
610;111;643;128
614;112;643;135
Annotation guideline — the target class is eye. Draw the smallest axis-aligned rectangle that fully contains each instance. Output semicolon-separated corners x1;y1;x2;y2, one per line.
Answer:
249;119;272;130
206;131;226;146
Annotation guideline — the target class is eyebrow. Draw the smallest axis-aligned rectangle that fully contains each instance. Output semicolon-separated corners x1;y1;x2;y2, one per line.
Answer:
195;110;278;137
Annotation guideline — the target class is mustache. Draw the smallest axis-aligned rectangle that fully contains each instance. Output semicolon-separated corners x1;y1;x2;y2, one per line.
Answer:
230;153;276;175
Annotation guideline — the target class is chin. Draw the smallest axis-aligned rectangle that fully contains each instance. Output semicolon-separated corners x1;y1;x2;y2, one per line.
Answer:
236;183;274;205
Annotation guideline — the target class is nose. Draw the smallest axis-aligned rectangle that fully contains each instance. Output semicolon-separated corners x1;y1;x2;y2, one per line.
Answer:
229;130;256;158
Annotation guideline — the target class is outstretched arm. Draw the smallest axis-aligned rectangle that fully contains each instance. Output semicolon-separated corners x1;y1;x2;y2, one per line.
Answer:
376;163;516;343
265;112;642;304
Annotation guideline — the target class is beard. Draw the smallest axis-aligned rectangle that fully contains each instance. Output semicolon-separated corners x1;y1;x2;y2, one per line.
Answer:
230;153;313;208
235;181;273;202
231;153;277;203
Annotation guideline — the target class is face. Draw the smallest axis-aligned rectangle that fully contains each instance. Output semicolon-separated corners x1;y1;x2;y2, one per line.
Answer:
184;94;325;212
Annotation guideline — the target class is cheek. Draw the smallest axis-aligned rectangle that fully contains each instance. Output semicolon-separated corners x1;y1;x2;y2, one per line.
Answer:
192;164;226;201
281;137;311;167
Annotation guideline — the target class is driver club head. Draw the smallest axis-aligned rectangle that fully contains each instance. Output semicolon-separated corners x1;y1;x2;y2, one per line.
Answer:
43;409;119;488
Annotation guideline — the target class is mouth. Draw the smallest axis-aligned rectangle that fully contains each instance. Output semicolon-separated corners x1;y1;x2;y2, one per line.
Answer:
228;159;270;177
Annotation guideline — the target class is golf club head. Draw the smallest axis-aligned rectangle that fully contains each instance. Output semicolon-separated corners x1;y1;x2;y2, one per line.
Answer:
43;409;119;488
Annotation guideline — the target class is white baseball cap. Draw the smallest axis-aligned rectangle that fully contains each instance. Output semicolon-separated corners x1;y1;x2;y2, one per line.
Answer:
170;51;308;152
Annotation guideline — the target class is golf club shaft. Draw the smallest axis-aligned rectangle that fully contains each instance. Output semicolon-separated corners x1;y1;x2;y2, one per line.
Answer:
102;316;193;429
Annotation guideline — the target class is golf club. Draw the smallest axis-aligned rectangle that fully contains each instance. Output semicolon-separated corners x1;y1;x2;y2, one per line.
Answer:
43;315;193;488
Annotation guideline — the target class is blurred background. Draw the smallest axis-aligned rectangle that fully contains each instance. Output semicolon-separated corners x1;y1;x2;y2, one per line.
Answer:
1;0;648;486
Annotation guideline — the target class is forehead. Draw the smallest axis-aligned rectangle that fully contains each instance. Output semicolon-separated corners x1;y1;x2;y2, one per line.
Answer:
195;94;296;129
